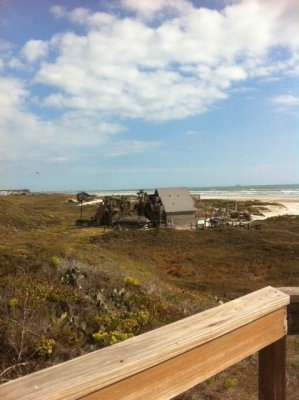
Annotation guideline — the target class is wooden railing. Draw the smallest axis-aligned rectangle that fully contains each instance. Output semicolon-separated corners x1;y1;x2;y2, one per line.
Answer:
0;286;298;400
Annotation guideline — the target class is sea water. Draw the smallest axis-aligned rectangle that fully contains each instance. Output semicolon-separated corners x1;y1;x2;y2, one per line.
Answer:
189;184;299;200
89;184;299;200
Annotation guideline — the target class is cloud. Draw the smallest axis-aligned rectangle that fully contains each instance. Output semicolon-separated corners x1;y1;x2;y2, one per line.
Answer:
21;40;49;63
2;0;299;177
271;94;299;106
0;39;12;67
0;75;126;168
7;57;25;70
50;5;66;18
28;0;299;123
0;76;28;118
50;4;116;28
121;0;193;19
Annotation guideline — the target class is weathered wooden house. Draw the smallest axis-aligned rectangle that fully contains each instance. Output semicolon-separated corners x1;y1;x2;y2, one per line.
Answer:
77;192;92;202
156;187;196;226
140;187;196;227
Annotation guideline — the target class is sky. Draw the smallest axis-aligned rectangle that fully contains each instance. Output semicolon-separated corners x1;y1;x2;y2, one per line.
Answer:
0;0;299;191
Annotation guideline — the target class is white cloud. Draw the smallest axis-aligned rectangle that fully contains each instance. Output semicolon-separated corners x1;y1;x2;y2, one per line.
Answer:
0;75;126;167
121;0;193;19
29;0;299;122
0;39;12;68
8;57;25;70
0;76;28;117
271;94;299;106
50;5;66;18
21;40;49;62
51;4;116;28
2;0;299;173
68;7;91;24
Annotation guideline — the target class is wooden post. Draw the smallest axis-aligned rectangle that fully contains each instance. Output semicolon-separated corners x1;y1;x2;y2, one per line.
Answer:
279;287;299;335
80;201;83;220
258;336;286;400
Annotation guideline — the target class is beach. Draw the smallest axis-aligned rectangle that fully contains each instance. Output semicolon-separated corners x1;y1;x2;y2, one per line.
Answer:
250;200;299;220
78;185;299;220
197;195;299;220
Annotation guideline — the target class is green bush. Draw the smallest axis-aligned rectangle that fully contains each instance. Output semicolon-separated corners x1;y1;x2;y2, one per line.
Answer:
8;297;19;310
124;276;140;287
36;336;56;357
223;377;237;389
92;330;132;346
50;256;61;267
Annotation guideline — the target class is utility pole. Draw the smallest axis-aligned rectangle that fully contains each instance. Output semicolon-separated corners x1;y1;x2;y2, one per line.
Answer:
80;200;83;220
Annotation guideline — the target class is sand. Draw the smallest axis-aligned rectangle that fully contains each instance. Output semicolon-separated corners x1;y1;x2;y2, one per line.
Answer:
251;201;299;220
76;199;103;206
249;202;299;221
200;195;299;220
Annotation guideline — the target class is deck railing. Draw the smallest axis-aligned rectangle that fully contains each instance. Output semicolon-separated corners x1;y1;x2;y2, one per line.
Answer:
0;286;298;400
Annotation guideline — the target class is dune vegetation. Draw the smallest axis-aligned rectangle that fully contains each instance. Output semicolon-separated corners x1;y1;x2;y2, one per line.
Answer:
0;194;298;399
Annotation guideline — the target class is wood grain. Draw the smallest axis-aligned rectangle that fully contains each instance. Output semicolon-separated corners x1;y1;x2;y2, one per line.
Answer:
82;309;286;400
259;336;286;400
278;287;299;334
287;303;299;335
278;287;299;303
0;286;289;400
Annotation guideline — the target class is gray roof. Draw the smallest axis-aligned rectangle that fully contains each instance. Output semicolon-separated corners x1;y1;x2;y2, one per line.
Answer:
156;187;196;213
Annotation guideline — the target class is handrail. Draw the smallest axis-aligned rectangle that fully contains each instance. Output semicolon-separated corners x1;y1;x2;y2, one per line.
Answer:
0;286;297;400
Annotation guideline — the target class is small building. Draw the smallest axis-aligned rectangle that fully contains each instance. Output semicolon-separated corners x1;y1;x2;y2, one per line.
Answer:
0;189;30;196
77;192;92;202
137;187;196;227
156;187;196;227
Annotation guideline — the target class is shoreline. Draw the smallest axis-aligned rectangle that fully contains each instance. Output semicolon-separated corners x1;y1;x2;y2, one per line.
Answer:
198;196;299;220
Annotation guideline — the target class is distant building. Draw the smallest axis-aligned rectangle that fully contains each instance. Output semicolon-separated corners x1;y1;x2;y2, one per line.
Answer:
77;192;92;202
0;189;30;196
156;187;196;227
139;187;196;227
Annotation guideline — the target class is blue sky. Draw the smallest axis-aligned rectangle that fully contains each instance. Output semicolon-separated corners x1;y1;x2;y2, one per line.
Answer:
0;0;299;191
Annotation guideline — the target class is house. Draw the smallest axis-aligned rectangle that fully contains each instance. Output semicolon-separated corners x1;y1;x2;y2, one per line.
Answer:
138;187;196;227
77;192;92;202
0;189;30;196
156;187;196;227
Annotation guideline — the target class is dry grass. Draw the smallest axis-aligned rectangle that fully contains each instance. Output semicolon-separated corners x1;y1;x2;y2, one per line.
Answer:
0;194;298;398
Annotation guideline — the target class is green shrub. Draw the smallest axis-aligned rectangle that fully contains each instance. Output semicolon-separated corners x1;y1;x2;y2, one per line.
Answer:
223;377;237;389
205;377;214;385
60;267;86;287
92;330;132;346
8;298;19;310
124;276;140;287
50;256;61;267
36;336;56;357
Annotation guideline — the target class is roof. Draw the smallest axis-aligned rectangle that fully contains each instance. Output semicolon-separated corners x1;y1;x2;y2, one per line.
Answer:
77;191;90;196
156;187;196;213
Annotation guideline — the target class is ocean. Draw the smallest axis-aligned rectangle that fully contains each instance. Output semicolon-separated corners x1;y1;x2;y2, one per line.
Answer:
88;184;299;200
